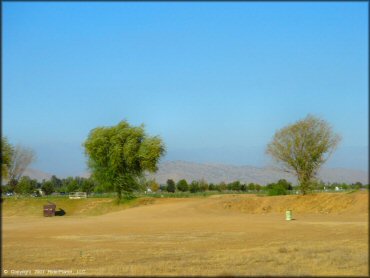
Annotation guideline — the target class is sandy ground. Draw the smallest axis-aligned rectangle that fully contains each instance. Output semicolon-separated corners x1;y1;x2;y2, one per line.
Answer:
2;192;368;276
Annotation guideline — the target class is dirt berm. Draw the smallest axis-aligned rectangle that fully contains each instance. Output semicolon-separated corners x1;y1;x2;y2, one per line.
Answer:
197;191;368;214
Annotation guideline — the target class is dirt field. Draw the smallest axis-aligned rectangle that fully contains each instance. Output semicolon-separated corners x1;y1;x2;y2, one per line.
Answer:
2;191;368;276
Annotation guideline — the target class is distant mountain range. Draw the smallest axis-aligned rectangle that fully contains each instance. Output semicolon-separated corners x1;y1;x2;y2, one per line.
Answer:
23;168;53;181
21;160;368;185
146;161;368;185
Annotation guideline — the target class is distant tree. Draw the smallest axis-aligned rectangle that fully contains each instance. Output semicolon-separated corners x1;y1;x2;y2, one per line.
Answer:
255;184;262;192
41;180;55;195
65;177;79;193
226;182;232;191
314;180;326;191
218;182;227;192
327;182;337;190
50;175;63;191
208;183;216;191
199;179;209;192
147;179;160;192
177;179;189;192
15;176;37;195
340;183;349;190
81;178;97;196
266;115;341;195
230;181;241;191
267;183;287;196
8;145;36;182
2;184;13;194
166;179;176;193
240;184;247;192
189;181;200;193
248;183;256;191
84;120;165;200
1;137;14;180
353;182;363;190
276;179;293;191
160;184;167;192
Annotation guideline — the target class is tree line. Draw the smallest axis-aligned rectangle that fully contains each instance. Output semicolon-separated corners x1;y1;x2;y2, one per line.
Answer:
152;178;366;196
2;174;366;197
1;175;97;196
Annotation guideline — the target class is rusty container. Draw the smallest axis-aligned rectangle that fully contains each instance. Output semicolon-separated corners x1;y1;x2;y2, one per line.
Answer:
43;201;56;217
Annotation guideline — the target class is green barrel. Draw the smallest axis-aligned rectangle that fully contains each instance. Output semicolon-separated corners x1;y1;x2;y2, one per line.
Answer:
285;210;292;221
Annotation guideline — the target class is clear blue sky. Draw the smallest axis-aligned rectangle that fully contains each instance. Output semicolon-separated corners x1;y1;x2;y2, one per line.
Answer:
3;2;368;177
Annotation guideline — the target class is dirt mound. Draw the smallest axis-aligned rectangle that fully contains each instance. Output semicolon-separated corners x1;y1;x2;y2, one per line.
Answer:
2;191;368;218
1;197;157;217
201;191;368;214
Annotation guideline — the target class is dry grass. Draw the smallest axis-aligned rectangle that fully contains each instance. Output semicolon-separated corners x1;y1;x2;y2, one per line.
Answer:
2;191;368;276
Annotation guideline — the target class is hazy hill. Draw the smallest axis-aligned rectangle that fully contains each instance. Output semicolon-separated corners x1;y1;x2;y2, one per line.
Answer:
147;161;368;185
23;168;53;181
18;161;368;185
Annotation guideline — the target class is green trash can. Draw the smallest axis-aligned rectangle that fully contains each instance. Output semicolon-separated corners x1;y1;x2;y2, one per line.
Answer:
285;210;292;221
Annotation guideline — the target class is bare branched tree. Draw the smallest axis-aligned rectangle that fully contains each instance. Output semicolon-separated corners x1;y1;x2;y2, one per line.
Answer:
8;145;36;182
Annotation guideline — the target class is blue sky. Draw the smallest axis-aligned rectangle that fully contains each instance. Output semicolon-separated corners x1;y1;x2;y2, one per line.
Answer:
3;2;368;177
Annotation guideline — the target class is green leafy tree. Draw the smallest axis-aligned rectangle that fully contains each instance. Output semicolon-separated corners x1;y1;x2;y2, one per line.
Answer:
226;183;232;191
2;184;13;194
189;181;200;193
177;179;189;192
1;137;14;180
352;182;362;190
41;180;55;195
166;179;176;193
84;120;165;200
314;180;326;191
50;175;62;192
15;176;37;195
208;183;216;191
93;184;106;194
65;177;80;193
276;179;293;191
248;183;256;191
218;182;227;192
341;183;349;190
266;115;341;195
230;181;241;191
267;183;287;196
81;178;97;196
160;184;167;192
